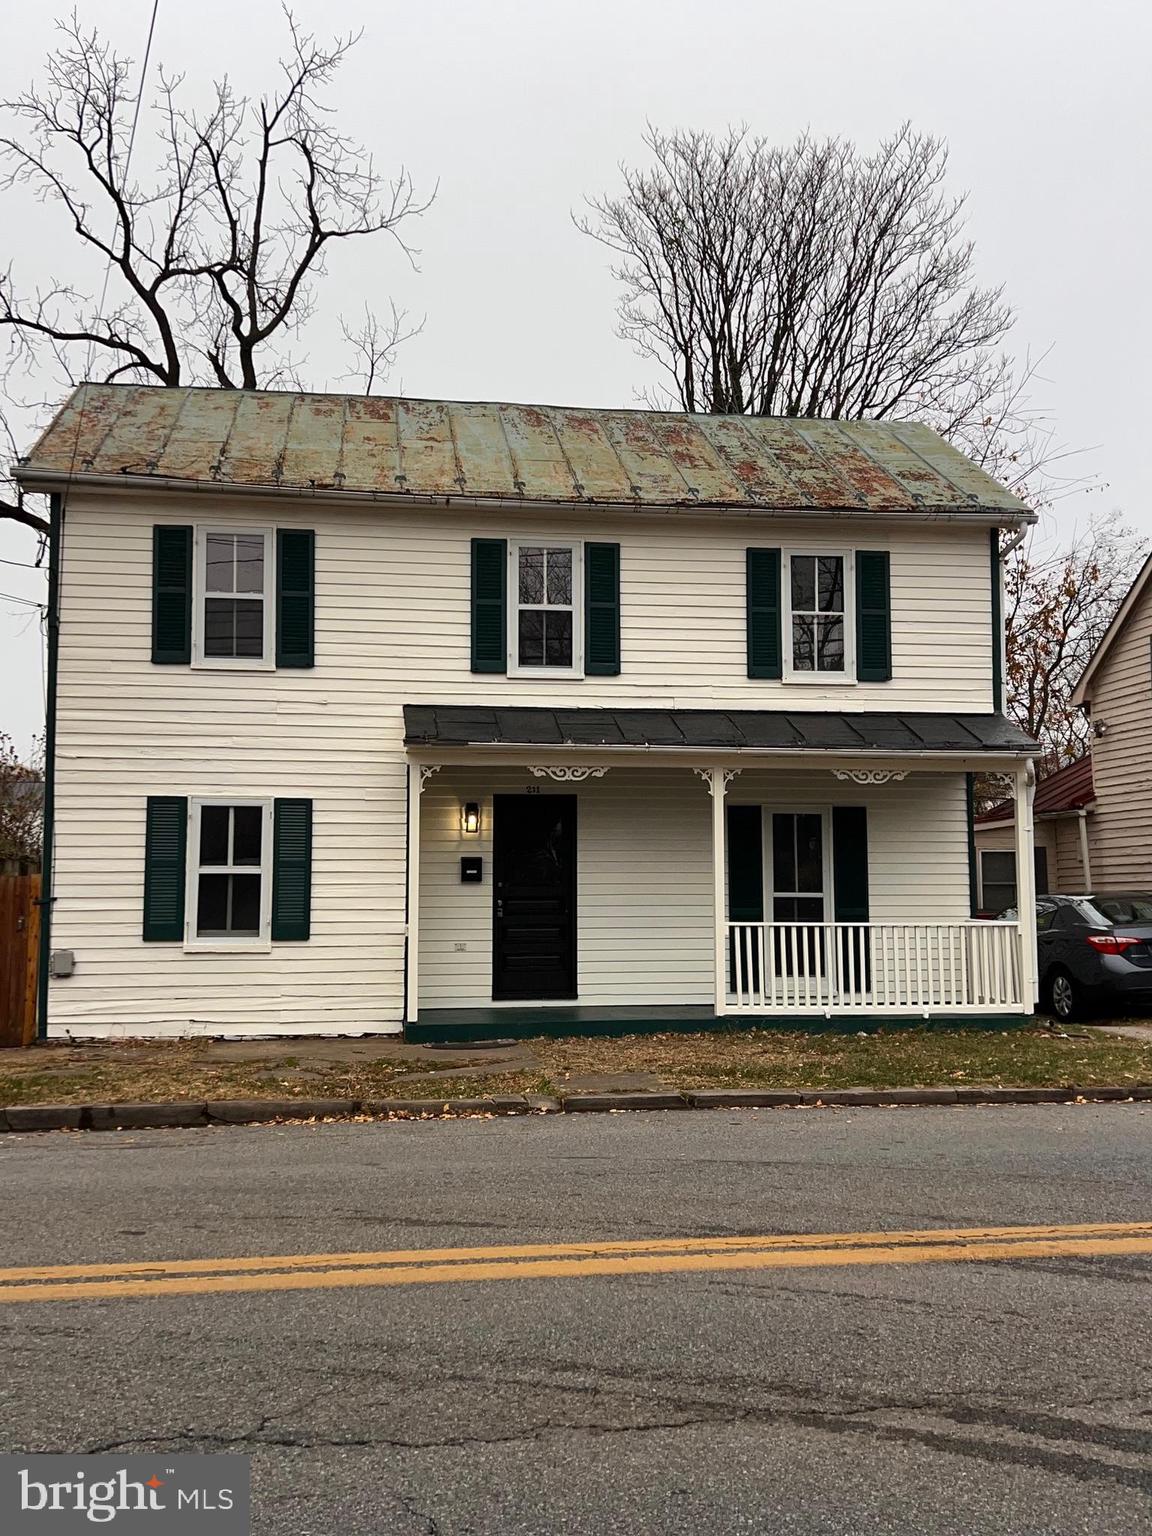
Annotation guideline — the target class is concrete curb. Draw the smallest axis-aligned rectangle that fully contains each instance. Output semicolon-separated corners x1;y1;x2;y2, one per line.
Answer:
0;1083;1150;1133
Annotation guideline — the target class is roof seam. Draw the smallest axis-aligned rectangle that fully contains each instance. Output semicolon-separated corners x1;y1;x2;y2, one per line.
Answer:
828;420;917;507
211;392;245;482
887;422;976;504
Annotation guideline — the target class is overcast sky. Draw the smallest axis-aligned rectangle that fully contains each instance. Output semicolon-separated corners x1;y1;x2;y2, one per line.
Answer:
2;0;1149;754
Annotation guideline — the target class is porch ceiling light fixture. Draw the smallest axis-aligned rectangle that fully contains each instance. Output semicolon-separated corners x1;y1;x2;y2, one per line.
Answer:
832;769;909;785
461;801;481;835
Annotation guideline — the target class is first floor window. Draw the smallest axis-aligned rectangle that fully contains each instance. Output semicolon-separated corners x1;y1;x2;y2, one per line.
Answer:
512;541;579;671
193;800;270;938
787;552;847;675
980;848;1050;914
195;527;272;664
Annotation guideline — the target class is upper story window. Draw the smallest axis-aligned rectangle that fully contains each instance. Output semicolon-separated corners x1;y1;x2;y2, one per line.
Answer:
510;540;583;675
785;551;854;679
153;524;314;671
193;527;274;668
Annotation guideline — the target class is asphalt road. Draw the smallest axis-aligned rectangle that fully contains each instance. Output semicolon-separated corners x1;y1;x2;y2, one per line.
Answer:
1;1104;1150;1535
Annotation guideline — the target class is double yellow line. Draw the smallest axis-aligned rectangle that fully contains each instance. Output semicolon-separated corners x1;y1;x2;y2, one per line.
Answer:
2;1222;1150;1304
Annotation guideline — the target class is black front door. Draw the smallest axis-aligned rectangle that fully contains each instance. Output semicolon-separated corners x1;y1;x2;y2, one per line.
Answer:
493;795;577;1000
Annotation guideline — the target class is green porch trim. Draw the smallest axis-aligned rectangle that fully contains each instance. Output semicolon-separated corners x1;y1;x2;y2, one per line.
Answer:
36;492;62;1039
990;527;1004;712
407;1006;1034;1044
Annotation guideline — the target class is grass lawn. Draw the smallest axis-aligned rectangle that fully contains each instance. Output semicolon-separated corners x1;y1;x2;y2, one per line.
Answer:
529;1027;1152;1093
0;1026;1150;1107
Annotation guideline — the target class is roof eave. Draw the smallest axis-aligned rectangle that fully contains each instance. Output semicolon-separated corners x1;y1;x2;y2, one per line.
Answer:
11;467;1037;525
1073;550;1152;704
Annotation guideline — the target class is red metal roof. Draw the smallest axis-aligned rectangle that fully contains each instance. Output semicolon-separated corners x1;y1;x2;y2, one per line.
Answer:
977;753;1095;824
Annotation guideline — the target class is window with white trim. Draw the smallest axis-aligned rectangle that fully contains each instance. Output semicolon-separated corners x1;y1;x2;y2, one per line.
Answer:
193;527;273;666
980;847;1050;915
785;552;852;677
190;800;271;940
509;541;582;674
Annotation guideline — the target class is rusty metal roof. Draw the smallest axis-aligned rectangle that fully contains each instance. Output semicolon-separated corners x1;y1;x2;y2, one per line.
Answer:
15;384;1032;519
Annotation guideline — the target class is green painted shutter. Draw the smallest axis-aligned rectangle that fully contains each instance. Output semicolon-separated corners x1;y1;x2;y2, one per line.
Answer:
965;774;980;915
272;798;313;941
832;807;869;921
727;804;764;993
747;548;782;678
276;529;315;668
585;542;621;676
471;538;507;674
990;529;1004;711
855;551;892;682
151;526;192;664
143;796;187;941
726;805;765;921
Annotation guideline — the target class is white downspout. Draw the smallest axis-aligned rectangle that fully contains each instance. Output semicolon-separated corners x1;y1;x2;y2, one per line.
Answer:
1014;760;1038;1013
1077;809;1093;889
405;762;422;1026
711;766;729;1018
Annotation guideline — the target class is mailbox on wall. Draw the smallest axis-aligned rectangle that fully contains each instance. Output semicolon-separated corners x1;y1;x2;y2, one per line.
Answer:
460;857;483;884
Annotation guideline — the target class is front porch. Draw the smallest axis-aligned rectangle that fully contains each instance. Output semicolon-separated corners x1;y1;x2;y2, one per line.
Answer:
407;1003;1035;1044
403;706;1039;1037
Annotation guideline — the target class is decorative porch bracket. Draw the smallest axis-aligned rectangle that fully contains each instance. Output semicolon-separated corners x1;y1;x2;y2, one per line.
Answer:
831;769;908;786
418;764;442;789
693;767;741;796
527;766;610;782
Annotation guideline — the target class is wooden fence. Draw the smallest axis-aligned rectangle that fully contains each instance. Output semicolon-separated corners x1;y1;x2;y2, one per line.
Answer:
0;874;40;1047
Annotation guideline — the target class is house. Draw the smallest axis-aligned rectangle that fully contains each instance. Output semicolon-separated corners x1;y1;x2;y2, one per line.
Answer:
975;548;1152;908
974;754;1094;911
16;384;1040;1040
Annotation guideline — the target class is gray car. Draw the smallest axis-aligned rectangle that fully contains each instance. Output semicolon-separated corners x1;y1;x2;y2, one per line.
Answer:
1015;892;1152;1021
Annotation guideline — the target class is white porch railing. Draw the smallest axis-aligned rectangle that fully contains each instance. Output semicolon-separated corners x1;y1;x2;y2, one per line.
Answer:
726;922;1023;1014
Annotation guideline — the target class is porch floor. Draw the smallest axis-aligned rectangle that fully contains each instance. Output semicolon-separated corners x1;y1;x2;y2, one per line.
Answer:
407;1005;1032;1044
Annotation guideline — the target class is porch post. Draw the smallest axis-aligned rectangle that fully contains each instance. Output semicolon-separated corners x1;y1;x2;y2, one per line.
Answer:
405;762;422;1026
1014;759;1038;1012
711;766;728;1017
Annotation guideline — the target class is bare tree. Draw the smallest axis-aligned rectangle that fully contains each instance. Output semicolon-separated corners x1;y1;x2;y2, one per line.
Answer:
0;731;43;870
0;8;430;530
338;302;423;395
1004;510;1146;769
578;124;1013;425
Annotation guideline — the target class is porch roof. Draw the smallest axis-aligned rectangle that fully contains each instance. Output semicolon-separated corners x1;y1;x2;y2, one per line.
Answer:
403;705;1036;756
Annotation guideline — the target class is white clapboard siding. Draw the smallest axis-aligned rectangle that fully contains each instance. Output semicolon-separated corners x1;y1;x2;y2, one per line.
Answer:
49;490;994;1034
419;767;969;1009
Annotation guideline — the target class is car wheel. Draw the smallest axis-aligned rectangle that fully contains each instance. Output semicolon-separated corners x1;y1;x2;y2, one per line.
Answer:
1047;968;1083;1023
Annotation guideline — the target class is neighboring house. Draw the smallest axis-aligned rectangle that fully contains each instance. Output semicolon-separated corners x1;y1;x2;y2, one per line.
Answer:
976;549;1152;907
16;385;1040;1040
974;754;1095;911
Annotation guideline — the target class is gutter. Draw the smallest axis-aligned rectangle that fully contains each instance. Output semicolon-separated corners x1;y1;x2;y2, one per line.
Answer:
12;470;1037;527
406;743;1036;764
35;492;62;1040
